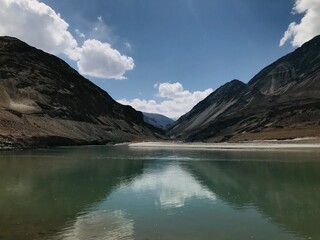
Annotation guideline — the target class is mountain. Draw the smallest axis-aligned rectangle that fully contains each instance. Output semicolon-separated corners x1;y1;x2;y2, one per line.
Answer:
167;35;320;142
0;36;161;149
143;112;175;128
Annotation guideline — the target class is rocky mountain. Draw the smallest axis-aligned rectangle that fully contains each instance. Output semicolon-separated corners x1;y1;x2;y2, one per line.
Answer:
167;35;320;142
0;36;161;149
143;112;175;129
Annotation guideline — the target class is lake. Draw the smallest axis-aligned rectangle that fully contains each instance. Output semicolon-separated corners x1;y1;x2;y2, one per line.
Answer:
0;145;319;240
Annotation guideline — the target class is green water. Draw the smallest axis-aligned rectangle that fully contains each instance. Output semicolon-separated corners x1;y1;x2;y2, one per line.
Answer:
0;146;320;240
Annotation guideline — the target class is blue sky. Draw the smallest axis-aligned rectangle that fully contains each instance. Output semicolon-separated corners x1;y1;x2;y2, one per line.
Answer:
1;0;319;118
42;0;296;94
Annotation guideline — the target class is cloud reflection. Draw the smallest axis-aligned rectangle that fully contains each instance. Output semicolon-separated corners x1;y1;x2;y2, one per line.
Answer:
54;210;134;240
129;164;216;208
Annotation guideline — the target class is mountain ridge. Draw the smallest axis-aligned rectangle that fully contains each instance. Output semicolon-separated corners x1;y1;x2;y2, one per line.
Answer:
167;35;320;142
0;36;161;149
1;35;320;148
143;112;175;129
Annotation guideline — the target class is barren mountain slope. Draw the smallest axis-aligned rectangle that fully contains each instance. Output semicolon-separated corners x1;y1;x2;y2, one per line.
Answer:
167;35;320;142
0;36;160;149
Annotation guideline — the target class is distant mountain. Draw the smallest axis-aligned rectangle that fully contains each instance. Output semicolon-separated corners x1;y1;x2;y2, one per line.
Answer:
143;112;175;128
0;36;161;149
167;35;320;142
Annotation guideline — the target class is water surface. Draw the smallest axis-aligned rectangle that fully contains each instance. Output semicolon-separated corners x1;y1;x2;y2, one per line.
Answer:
0;146;319;240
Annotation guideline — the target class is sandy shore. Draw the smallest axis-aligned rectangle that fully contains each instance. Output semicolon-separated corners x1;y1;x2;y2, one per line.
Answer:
128;141;320;150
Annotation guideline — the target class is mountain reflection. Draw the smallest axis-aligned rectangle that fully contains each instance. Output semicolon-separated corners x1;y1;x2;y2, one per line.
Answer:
51;155;218;240
187;153;320;239
0;147;319;240
0;146;144;240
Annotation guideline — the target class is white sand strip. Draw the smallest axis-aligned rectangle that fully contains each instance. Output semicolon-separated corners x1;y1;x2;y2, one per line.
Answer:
128;141;320;150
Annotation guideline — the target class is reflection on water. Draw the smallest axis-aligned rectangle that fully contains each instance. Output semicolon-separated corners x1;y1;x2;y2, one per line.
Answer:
0;146;319;240
56;210;134;240
128;163;216;208
0;146;143;240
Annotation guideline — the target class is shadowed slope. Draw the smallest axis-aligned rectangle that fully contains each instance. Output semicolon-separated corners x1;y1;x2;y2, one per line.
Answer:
0;36;160;149
167;35;320;142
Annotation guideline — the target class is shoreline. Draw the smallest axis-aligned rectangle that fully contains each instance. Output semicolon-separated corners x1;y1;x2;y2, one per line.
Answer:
128;141;320;150
1;138;320;151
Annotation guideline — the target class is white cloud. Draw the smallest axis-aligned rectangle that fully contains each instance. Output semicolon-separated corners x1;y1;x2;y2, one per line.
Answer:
280;0;320;47
158;82;191;99
72;39;134;80
87;16;114;43
0;0;77;54
75;29;86;38
124;41;132;50
118;82;213;119
0;0;134;80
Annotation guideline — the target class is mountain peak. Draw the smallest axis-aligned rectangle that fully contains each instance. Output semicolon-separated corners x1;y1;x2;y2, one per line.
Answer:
206;79;247;101
300;34;320;47
0;36;21;42
0;36;30;50
248;34;320;96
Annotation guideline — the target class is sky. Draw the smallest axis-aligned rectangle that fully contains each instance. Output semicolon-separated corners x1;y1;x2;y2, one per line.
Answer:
0;0;320;118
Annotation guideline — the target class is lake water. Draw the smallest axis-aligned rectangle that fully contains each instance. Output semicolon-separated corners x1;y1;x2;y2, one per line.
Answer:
0;146;320;240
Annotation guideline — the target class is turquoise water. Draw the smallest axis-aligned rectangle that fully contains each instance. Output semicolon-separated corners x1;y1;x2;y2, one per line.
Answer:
0;146;319;240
